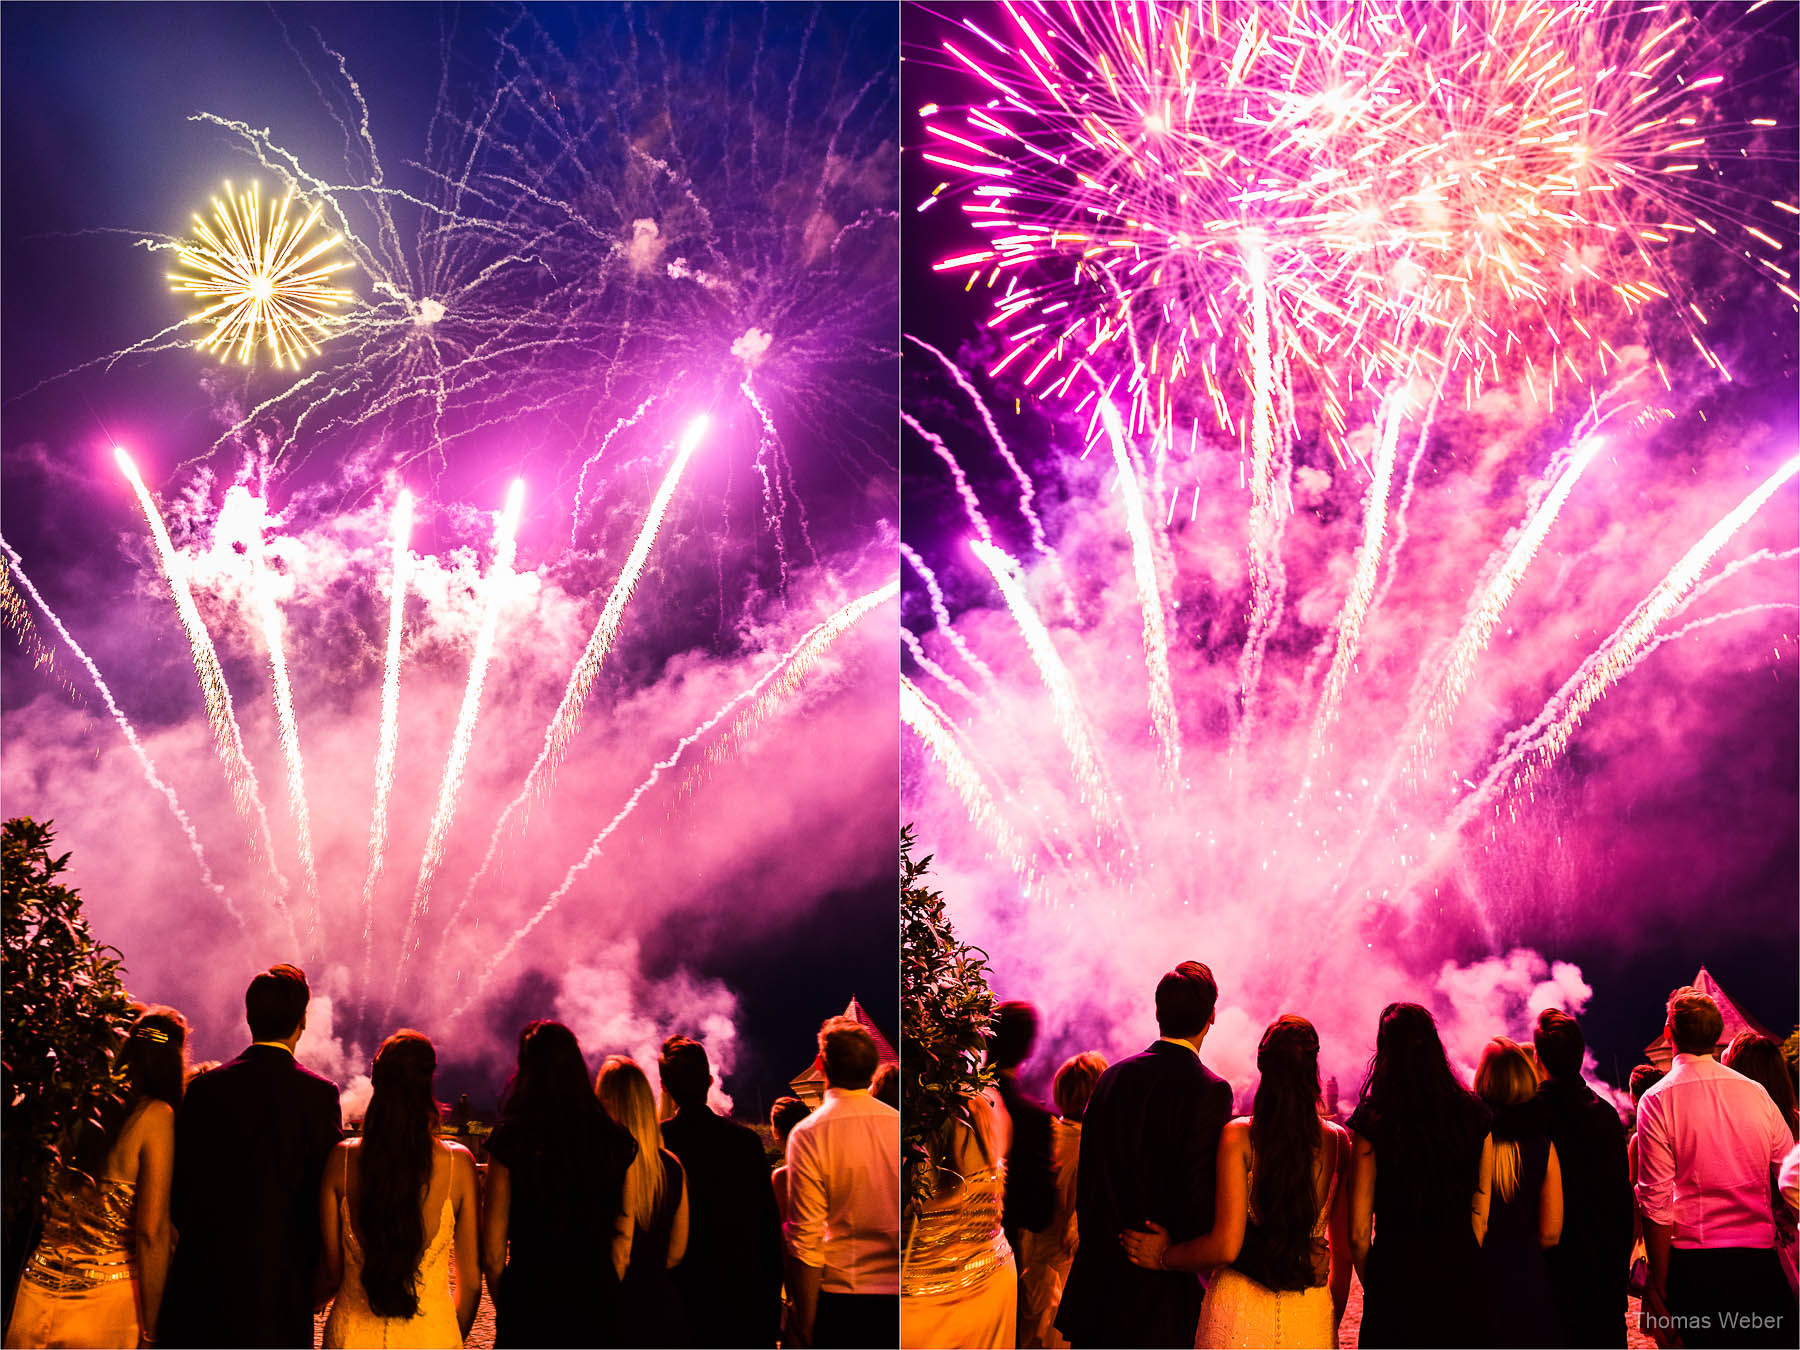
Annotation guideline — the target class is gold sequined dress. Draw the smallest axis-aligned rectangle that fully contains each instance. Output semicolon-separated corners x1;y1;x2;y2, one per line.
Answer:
902;1092;1017;1350
3;1176;142;1350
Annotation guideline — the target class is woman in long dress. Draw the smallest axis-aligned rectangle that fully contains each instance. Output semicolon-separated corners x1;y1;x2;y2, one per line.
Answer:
319;1030;481;1348
595;1056;689;1347
901;1083;1017;1349
1473;1038;1563;1348
1018;1052;1107;1350
5;1007;185;1350
1121;1016;1351;1350
481;1020;636;1347
1347;1003;1495;1348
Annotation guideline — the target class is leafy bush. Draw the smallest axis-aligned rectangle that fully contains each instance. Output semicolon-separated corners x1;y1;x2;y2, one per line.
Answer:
2;818;135;1311
900;825;996;1215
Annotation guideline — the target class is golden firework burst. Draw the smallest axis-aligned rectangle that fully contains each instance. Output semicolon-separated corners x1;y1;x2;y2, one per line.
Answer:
169;181;354;369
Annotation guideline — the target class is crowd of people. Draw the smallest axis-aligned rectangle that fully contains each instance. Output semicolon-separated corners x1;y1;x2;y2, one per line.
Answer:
902;964;1798;1350
4;963;903;1349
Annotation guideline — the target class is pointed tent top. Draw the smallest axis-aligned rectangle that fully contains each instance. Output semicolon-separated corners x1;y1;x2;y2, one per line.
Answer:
1642;966;1775;1070
788;996;898;1106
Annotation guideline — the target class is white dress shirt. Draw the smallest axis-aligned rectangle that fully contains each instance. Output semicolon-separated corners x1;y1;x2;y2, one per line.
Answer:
785;1086;900;1293
1635;1052;1792;1249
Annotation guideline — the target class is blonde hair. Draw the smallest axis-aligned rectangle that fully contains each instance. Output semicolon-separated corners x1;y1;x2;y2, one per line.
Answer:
1475;1038;1539;1202
596;1055;666;1226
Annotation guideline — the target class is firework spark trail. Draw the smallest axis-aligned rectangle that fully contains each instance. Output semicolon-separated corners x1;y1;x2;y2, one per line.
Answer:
246;523;320;930
116;449;290;896
742;379;790;589
1231;247;1291;755
908;333;1053;562
904;411;995;545
679;580;899;795
446;579;892;1024
901;543;998;687
392;478;525;995
903;673;1028;877
359;491;413;987
1;539;250;934
1370;360;1454;623
968;537;1129;844
571;394;660;545
1453;453;1800;831
1309;388;1409;765
0;553;81;704
1099;398;1181;788
444;417;711;938
902;626;978;704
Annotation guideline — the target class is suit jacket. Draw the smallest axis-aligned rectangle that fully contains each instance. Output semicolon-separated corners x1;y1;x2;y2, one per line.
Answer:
1539;1076;1635;1348
162;1044;343;1348
1054;1041;1233;1349
995;1071;1056;1258
661;1106;785;1347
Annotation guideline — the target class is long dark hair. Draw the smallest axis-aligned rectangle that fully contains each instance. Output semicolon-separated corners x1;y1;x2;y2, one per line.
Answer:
358;1030;438;1319
494;1021;612;1238
70;1006;188;1182
1246;1016;1325;1291
1356;1003;1486;1225
1724;1032;1799;1140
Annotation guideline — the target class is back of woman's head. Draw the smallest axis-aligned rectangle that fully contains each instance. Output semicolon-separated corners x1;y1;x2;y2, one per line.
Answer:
359;1030;438;1320
596;1055;665;1227
72;1006;190;1182
1475;1038;1539;1201
1723;1032;1799;1139
1246;1016;1325;1291
1358;1004;1481;1221
500;1020;598;1128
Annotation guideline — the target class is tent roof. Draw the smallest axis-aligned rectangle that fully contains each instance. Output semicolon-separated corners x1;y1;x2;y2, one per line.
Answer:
1642;965;1775;1068
789;996;898;1094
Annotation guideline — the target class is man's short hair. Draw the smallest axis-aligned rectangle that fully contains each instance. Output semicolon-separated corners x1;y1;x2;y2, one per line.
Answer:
1052;1052;1108;1121
818;1016;879;1090
1666;987;1725;1056
246;964;309;1042
657;1035;711;1108
1155;961;1217;1039
1533;1008;1585;1081
1629;1062;1665;1101
770;1095;811;1143
989;1001;1039;1071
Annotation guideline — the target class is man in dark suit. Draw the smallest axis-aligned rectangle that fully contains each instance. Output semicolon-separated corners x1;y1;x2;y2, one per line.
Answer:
1055;961;1233;1349
989;1001;1055;1276
658;1035;785;1346
161;965;342;1348
1534;1008;1635;1348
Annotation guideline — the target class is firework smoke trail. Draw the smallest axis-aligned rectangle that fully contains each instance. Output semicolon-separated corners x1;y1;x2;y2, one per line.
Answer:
901;543;998;686
741;380;791;589
908;333;1053;563
391;478;525;996
679;580;899;795
1098;398;1181;788
1453;454;1800;831
115;449;291;902
902;626;978;704
571;394;660;545
968;537;1129;845
358;490;413;987
246;520;320;930
904;411;995;545
444;416;711;938
1309;389;1408;765
446;580;893;1024
902;674;1027;878
0;540;248;933
0;554;81;704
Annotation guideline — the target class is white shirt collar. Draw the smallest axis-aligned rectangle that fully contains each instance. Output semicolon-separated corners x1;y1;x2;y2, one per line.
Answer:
824;1086;872;1101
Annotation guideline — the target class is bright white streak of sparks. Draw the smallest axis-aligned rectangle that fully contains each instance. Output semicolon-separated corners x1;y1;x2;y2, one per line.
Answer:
968;537;1125;839
115;448;289;897
902;673;1026;873
1099;398;1181;787
359;490;413;941
1232;243;1288;753
904;410;995;543
248;522;320;927
901;543;998;685
0;538;250;933
447;580;894;1023
444;416;710;937
393;478;525;989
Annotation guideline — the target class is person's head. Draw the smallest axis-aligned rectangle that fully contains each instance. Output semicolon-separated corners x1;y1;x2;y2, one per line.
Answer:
499;1019;599;1124
1358;1003;1479;1224
989;1001;1040;1072
1723;1032;1799;1138
1628;1062;1665;1103
1052;1052;1108;1122
245;963;309;1044
871;1062;900;1107
657;1035;712;1112
359;1030;439;1320
818;1015;879;1090
1533;1008;1585;1082
1665;986;1724;1057
1247;1015;1326;1290
596;1055;666;1226
1475;1038;1539;1111
1155;961;1217;1041
72;1005;189;1181
770;1095;811;1147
